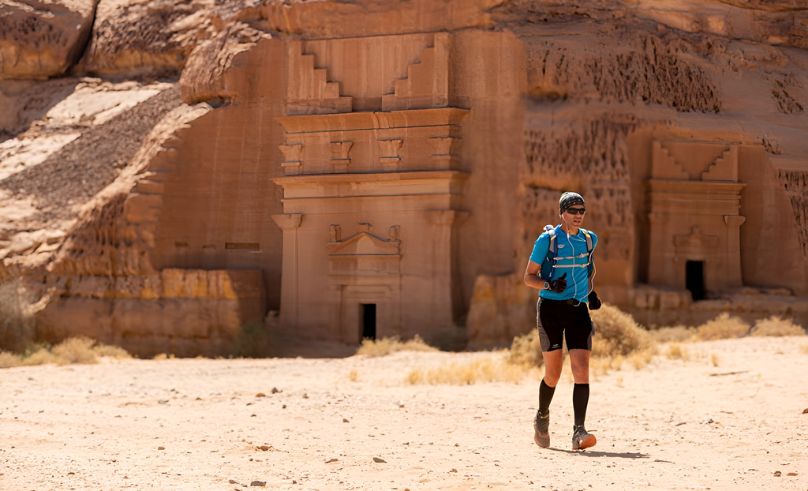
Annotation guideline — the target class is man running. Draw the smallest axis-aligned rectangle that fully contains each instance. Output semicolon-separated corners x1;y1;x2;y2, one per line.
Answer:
523;191;598;451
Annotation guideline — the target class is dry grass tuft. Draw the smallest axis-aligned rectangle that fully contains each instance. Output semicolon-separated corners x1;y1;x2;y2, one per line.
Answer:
651;325;697;343
0;337;131;369
694;313;750;340
406;357;530;385
0;351;21;368
23;348;61;366
666;343;689;360
347;369;359;382
750;316;805;337
356;335;438;357
507;330;543;369
52;337;98;364
801;344;808;355
92;343;131;358
590;305;655;359
710;353;720;367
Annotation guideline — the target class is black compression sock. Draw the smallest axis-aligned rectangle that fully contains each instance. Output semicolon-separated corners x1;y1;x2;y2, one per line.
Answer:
573;383;589;427
539;379;556;415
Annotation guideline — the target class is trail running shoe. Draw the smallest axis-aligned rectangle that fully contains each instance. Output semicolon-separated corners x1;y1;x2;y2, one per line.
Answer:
533;409;550;448
571;425;597;451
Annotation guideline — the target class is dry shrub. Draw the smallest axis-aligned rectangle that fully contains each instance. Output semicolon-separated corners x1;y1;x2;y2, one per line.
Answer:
750;316;805;337
651;325;696;343
666;343;689;360
0;351;21;368
695;313;750;340
590;304;654;359
356;335;437;357
406;357;530;385
0;337;130;369
508;330;543;369
23;348;61;366
92;343;131;358
51;337;98;364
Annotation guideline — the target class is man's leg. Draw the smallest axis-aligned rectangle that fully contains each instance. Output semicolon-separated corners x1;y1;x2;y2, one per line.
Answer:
540;349;563;409
534;349;562;447
567;304;597;450
569;349;590;426
535;299;564;448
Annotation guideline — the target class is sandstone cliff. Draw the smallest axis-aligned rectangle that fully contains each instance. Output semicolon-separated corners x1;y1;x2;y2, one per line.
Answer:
1;0;806;354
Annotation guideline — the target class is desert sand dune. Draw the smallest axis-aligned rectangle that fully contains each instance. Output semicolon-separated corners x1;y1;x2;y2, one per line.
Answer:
0;336;806;490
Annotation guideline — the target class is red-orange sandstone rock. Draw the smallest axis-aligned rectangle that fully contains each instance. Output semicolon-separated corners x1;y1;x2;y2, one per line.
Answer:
0;0;96;79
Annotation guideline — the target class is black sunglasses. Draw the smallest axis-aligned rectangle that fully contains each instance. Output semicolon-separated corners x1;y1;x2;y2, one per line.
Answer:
565;207;586;215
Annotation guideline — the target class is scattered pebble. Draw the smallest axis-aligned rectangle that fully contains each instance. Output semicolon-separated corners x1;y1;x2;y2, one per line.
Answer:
256;393;266;398
774;471;781;477
256;445;271;452
325;458;338;463
271;388;280;394
373;457;386;463
157;446;165;451
250;481;266;487
342;418;349;423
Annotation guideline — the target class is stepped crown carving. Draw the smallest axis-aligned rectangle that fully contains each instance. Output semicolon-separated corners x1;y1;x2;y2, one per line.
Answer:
652;140;738;182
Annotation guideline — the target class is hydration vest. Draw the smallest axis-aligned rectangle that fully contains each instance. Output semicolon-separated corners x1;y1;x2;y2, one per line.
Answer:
539;225;595;283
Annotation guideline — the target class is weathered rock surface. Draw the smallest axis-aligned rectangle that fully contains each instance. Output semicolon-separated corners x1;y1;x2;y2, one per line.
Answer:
0;0;96;80
82;0;218;77
0;78;178;271
179;22;270;105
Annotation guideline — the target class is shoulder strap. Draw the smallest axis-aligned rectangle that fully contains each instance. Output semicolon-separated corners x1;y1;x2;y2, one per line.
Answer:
544;225;557;255
580;228;593;252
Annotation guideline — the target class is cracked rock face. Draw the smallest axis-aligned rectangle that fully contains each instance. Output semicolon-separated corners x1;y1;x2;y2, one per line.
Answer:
0;0;96;80
82;0;220;78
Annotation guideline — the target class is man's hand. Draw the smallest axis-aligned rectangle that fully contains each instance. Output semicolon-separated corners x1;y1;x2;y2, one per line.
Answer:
547;273;567;293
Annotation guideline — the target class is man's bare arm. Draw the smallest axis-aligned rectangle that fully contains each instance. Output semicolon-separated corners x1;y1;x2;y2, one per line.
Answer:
523;260;544;290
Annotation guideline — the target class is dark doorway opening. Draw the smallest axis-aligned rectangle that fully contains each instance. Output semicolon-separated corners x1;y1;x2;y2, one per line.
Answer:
361;303;377;340
686;260;706;301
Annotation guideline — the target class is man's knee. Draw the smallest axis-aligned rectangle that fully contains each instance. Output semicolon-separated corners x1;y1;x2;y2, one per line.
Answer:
569;351;590;382
543;371;561;386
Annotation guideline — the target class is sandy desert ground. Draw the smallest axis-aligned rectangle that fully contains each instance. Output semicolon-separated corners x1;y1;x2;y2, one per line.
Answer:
1;336;806;490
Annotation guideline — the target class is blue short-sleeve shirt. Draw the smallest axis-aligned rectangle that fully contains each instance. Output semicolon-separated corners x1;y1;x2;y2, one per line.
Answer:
529;225;598;303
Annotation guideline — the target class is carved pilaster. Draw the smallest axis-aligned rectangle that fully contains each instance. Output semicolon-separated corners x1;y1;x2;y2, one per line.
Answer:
429;136;461;168
271;213;303;230
723;215;746;287
272;213;304;330
329;224;342;243
330;141;353;172
279;144;303;175
378;139;403;170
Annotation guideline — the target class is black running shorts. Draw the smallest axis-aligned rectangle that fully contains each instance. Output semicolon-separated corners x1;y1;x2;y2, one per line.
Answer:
536;297;594;352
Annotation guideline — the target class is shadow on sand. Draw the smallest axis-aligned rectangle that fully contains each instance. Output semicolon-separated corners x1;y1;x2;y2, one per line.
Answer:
548;448;650;459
